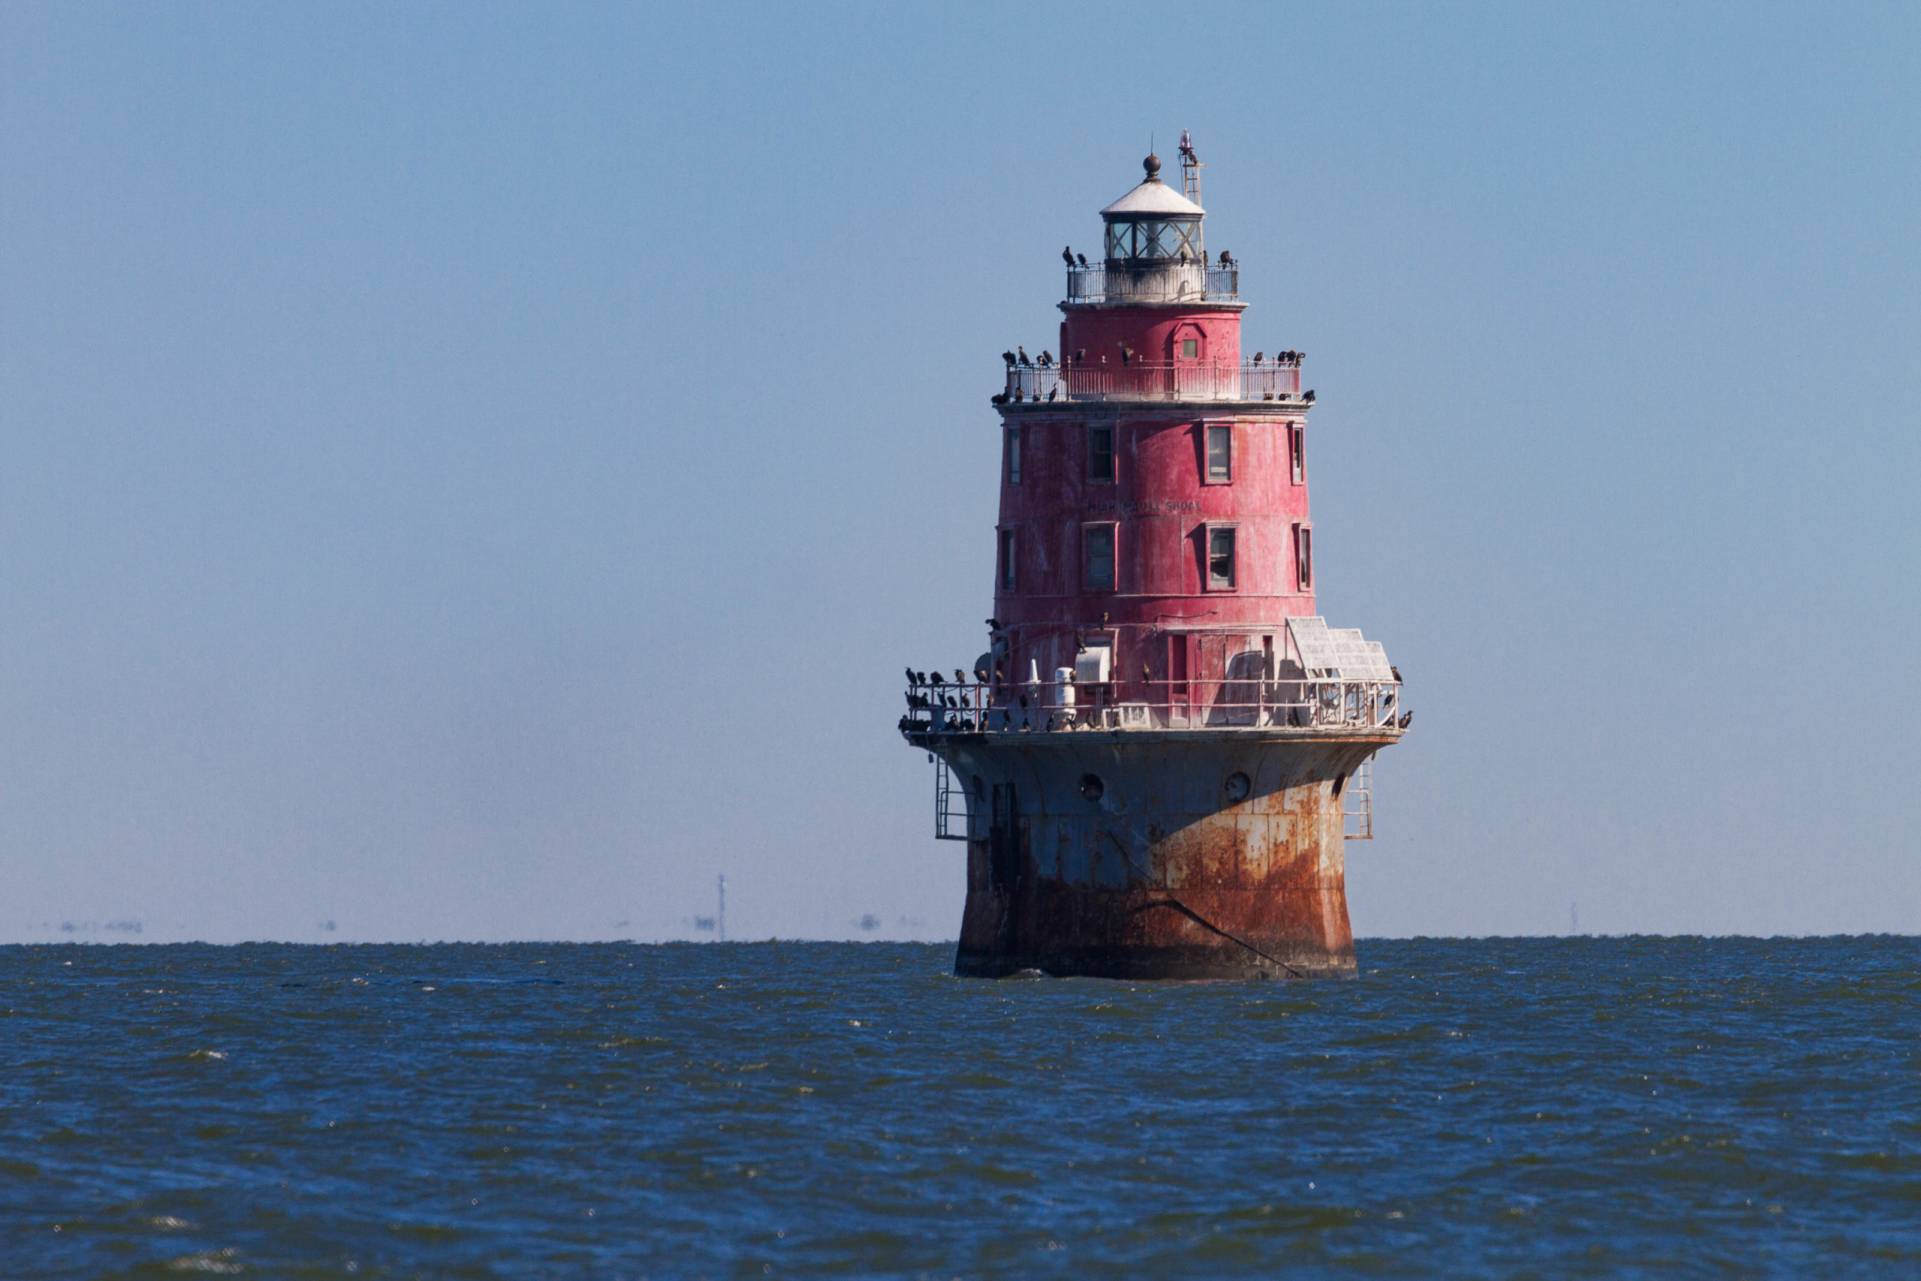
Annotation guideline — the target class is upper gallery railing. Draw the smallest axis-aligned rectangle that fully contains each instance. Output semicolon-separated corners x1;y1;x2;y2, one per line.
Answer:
1001;357;1303;404
1066;261;1239;304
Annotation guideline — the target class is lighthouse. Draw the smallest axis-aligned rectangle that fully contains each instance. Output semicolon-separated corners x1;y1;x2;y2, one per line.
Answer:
901;140;1407;979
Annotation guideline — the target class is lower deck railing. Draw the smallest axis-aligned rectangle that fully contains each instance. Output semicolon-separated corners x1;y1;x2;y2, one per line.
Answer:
901;677;1402;735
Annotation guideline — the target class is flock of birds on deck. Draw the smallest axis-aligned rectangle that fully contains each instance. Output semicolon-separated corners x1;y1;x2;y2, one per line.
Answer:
1062;246;1237;269
993;341;1314;405
897;656;1411;736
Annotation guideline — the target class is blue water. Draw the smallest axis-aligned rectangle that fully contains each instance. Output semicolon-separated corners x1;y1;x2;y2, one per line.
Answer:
2;939;1918;1278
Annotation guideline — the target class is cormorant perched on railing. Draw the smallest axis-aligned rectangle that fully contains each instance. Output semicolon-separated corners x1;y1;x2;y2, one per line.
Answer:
1047;386;1059;402
985;617;1001;630
1252;352;1264;364
990;392;1008;406
929;671;944;689
904;666;915;685
1075;252;1088;268
1398;710;1413;730
1218;250;1234;267
953;669;966;684
1001;350;1015;366
1061;245;1075;267
1017;346;1031;366
1303;389;1316;403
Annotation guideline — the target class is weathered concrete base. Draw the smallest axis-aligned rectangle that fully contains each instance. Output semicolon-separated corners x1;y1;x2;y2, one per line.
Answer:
923;729;1389;980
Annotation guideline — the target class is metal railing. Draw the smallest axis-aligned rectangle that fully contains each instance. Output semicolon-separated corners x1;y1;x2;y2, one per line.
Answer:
1066;262;1239;304
900;675;1402;736
1002;358;1302;404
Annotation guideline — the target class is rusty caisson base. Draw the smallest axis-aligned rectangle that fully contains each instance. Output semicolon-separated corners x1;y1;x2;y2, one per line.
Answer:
927;730;1390;980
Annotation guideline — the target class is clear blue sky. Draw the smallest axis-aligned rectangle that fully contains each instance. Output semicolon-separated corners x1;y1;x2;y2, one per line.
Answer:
3;2;1917;942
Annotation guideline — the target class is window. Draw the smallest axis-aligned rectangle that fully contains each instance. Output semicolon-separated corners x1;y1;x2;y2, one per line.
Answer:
999;528;1016;590
1289;424;1306;485
1207;525;1237;589
1205;423;1232;483
1295;523;1313;591
1087;423;1114;483
1083;524;1115;591
1180;338;1199;359
1006;425;1021;485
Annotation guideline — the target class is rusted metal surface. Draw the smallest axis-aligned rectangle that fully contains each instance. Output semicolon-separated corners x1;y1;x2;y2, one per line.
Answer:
931;733;1387;979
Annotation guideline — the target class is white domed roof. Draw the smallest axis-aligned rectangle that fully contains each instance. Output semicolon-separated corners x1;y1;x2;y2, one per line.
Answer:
1102;156;1205;218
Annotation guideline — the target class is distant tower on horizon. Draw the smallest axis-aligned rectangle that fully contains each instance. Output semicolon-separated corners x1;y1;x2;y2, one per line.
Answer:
717;874;727;945
899;140;1409;979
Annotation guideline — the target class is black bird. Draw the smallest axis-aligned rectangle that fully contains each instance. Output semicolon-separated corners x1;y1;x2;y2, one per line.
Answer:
913;670;925;685
929;671;944;688
1252;351;1264;364
1047;386;1059;402
1017;345;1031;366
1296;350;1306;361
1075;253;1088;268
904;666;915;685
1303;389;1316;403
1219;250;1232;267
986;617;1001;630
990;392;1008;405
1397;710;1413;730
1390;665;1402;682
1002;350;1015;366
1074;349;1086;363
1062;245;1075;267
954;669;966;684
945;694;957;708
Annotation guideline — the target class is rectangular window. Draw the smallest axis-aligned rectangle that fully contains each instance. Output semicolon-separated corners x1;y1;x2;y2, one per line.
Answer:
1006;426;1021;484
1180;338;1198;358
1289;424;1306;485
1205;423;1232;483
1295;523;1313;591
1207;525;1236;590
999;528;1016;590
1083;524;1115;591
1087;424;1114;483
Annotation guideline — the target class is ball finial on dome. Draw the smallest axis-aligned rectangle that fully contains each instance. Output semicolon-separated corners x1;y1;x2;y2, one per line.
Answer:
1143;152;1162;181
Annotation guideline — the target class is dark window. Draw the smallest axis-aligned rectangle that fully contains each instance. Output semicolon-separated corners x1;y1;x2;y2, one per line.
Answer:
1006;426;1021;484
1295;523;1312;591
1181;337;1199;358
1207;526;1236;589
1083;524;1115;591
1205;424;1232;482
999;528;1016;590
1087;424;1114;483
1290;424;1306;484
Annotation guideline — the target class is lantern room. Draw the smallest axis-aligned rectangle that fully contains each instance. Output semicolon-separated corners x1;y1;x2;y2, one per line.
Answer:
1101;153;1205;263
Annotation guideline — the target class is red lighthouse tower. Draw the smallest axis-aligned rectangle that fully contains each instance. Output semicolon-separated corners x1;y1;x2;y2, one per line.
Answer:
902;141;1407;979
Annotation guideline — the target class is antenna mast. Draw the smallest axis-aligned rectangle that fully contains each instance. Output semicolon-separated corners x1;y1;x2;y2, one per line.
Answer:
1178;129;1204;207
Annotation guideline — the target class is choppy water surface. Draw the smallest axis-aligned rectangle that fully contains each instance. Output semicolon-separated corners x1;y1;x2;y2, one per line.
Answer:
2;939;1918;1278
